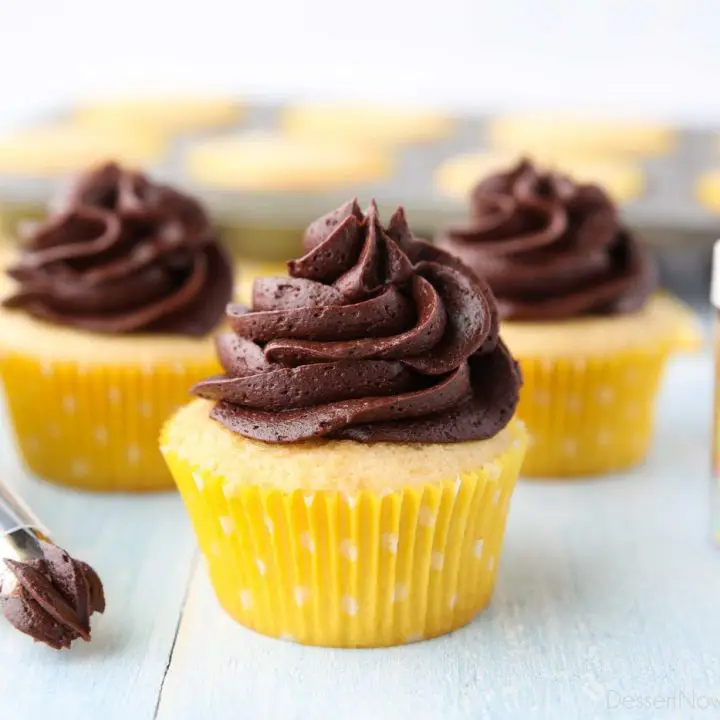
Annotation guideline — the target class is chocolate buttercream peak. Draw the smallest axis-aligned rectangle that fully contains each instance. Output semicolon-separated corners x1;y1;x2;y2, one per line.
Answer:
193;200;521;444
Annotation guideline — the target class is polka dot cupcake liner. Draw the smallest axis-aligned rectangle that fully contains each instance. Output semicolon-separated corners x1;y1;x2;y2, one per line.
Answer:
515;346;674;477
160;423;528;648
0;352;220;491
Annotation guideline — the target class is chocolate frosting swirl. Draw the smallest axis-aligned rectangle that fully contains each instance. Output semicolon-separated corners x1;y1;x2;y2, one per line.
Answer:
2;162;233;336
2;541;105;650
437;159;657;321
193;199;521;443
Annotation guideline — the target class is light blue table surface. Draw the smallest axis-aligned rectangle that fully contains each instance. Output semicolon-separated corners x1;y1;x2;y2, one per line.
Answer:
1;354;718;720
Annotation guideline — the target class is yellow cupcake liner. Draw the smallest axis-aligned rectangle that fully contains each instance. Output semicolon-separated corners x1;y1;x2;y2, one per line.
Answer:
160;421;528;648
0;352;219;492
516;347;673;477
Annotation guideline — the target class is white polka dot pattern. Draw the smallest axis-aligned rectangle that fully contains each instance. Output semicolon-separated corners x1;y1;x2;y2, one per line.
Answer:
341;596;358;616
561;438;578;457
299;532;315;553
239;590;253;610
418;506;436;527
393;583;408;602
182;425;525;647
219;516;235;535
127;445;141;465
293;586;310;607
565;394;582;412
382;533;399;554
339;539;358;561
484;461;502;481
70;459;89;478
597;428;612;446
192;471;205;492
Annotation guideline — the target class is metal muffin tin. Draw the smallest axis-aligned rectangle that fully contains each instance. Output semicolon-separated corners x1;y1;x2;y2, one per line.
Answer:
0;102;717;306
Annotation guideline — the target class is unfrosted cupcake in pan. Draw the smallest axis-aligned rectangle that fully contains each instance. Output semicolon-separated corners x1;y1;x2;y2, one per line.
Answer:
73;96;243;135
436;150;644;205
487;112;674;156
161;199;527;648
282;104;453;146
437;159;699;477
0;162;233;491
0;123;164;177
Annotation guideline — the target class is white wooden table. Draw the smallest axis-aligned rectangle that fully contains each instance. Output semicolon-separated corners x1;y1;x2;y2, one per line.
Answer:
1;353;719;720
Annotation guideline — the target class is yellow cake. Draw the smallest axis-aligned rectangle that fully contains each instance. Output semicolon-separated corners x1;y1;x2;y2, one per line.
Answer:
73;96;243;134
162;400;526;647
185;132;391;191
0;163;233;491
161;198;528;646
282;104;453;146
500;295;700;476
0;303;220;491
487;112;674;156
0;123;164;176
436;158;700;477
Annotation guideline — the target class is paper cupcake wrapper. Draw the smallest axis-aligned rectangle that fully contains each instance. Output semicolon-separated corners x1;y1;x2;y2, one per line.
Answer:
516;346;671;477
0;352;219;492
161;422;527;648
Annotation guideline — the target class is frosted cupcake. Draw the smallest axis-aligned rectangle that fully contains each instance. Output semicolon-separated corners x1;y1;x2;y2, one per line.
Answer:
161;199;527;647
0;162;233;491
437;159;699;477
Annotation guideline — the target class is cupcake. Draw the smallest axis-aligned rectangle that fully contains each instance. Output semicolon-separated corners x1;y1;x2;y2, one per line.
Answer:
437;159;699;477
0;162;233;491
160;199;527;647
